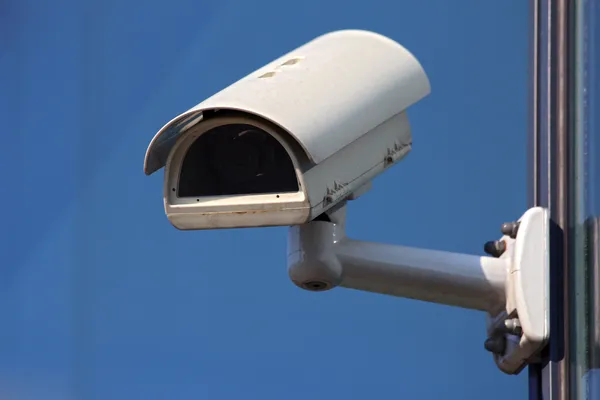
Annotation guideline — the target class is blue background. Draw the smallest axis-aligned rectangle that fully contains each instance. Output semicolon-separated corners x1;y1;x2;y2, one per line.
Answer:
1;1;529;399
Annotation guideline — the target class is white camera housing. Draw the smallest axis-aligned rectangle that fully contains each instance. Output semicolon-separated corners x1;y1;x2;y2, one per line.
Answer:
144;30;430;230
144;29;551;378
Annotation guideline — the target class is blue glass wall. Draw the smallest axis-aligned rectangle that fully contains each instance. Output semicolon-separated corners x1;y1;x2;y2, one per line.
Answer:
572;1;600;398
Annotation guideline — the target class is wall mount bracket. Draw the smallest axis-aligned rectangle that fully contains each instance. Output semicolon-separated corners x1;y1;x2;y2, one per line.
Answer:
287;206;550;375
482;207;550;374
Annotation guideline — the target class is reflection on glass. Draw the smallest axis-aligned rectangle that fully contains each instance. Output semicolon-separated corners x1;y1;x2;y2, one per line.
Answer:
571;1;600;398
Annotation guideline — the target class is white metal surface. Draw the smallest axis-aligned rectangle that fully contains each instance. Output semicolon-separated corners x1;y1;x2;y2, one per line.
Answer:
288;207;507;313
301;111;412;218
144;29;430;176
161;110;413;230
336;240;507;313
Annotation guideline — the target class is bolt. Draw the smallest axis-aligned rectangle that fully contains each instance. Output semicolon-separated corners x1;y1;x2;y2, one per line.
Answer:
504;318;523;336
501;221;520;239
484;336;506;355
484;240;507;257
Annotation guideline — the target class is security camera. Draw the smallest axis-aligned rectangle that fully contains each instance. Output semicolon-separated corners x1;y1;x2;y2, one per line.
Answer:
143;29;430;230
145;30;551;377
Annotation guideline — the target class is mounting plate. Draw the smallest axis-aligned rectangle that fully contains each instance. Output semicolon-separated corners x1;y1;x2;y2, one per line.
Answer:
486;207;550;375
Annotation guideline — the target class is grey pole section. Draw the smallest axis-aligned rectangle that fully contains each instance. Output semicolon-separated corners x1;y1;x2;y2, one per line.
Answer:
528;0;571;398
335;240;507;314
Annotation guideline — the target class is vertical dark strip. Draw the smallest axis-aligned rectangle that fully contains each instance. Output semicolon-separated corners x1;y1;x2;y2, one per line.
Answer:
529;0;573;399
529;0;540;209
528;0;543;394
555;1;571;397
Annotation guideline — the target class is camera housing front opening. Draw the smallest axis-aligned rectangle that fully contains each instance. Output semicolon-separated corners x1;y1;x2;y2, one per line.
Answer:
178;123;299;198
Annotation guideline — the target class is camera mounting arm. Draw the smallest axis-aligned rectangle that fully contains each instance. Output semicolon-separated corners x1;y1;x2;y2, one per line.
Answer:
287;206;550;375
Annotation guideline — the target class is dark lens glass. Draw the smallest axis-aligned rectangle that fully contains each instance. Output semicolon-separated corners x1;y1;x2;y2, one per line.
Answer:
177;124;299;197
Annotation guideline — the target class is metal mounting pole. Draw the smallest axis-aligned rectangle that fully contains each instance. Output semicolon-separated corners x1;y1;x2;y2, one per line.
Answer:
528;0;572;398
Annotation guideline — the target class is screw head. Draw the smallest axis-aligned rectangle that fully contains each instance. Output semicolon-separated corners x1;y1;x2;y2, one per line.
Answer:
501;221;520;239
484;240;507;257
484;336;506;355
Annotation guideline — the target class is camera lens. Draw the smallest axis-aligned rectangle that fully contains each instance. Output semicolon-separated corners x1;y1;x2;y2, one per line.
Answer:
214;128;272;187
178;123;299;197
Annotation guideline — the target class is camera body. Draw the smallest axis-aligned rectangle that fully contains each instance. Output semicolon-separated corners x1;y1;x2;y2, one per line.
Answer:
144;29;430;230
